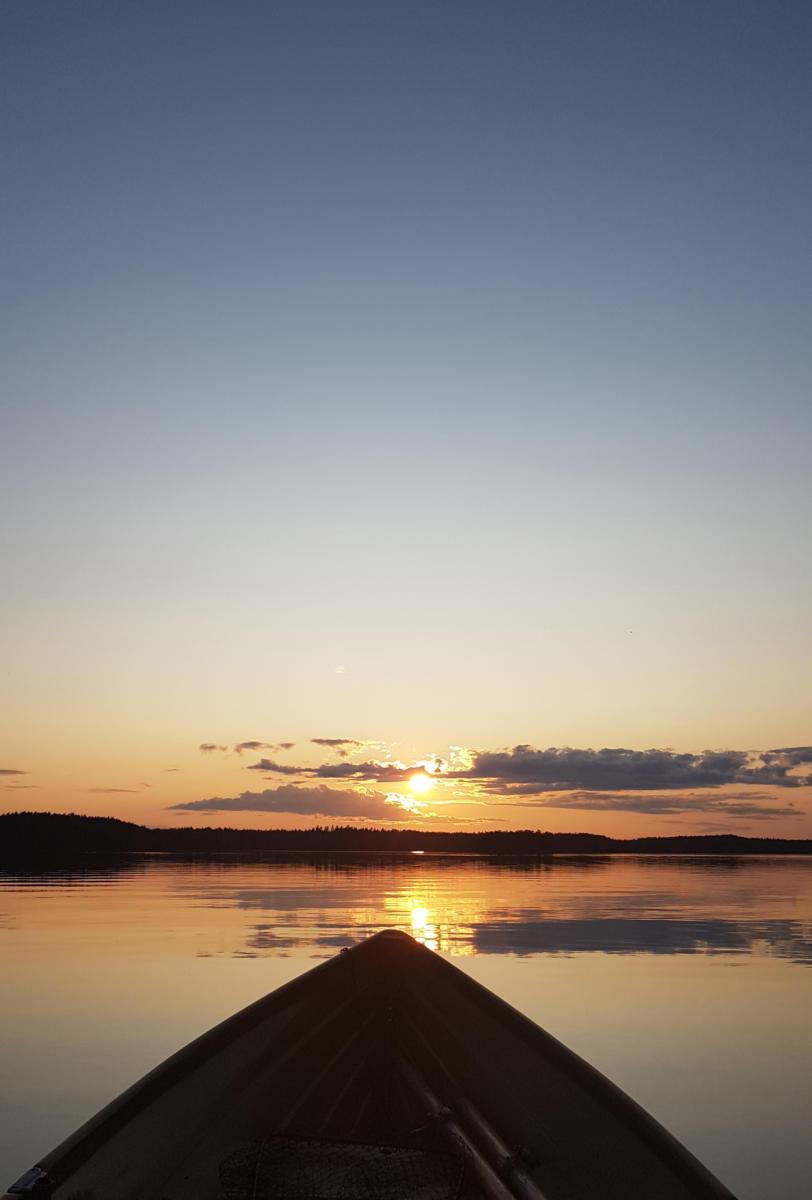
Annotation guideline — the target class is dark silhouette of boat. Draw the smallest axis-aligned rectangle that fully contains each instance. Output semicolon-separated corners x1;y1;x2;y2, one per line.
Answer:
4;930;736;1199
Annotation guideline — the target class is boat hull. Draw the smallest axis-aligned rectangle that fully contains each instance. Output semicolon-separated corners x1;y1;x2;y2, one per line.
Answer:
5;930;736;1200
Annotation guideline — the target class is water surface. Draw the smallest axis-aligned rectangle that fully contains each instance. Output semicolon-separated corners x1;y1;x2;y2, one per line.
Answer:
1;853;810;1199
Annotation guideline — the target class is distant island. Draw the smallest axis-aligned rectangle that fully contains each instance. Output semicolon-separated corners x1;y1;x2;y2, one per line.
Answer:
1;811;810;859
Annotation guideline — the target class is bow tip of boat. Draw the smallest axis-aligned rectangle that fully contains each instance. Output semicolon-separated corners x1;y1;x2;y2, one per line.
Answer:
366;928;421;946
350;928;425;959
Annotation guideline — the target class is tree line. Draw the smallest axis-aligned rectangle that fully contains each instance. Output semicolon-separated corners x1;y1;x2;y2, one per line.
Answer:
1;810;810;858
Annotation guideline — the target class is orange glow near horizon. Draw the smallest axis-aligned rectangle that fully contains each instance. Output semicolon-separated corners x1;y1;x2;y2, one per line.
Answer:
1;741;810;839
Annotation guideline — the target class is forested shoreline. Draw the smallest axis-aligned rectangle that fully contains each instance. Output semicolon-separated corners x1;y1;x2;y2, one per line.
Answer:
2;811;810;857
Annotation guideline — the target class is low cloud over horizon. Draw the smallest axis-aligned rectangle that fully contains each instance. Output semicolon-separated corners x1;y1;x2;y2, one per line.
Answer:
248;757;412;781
242;743;812;791
465;746;812;792
168;785;799;824
168;740;812;825
501;790;800;819
170;785;416;821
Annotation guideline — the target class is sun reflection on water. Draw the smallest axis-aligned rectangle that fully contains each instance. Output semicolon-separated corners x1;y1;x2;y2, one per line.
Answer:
401;900;475;955
411;906;429;930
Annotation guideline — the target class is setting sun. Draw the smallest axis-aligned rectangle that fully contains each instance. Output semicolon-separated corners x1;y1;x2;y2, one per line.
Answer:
408;772;433;796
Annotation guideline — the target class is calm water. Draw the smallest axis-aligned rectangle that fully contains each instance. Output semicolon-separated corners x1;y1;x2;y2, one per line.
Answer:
1;853;810;1198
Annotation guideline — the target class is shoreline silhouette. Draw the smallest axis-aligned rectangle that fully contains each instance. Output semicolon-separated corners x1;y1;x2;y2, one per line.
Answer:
2;810;810;860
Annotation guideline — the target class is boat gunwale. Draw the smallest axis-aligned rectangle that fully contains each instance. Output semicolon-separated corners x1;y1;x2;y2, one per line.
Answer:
34;946;355;1186
393;934;736;1199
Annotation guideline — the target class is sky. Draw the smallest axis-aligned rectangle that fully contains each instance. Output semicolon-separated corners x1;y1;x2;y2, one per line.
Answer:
2;1;810;836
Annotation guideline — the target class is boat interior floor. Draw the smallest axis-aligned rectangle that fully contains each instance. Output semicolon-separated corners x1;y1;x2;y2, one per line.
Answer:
185;1048;491;1200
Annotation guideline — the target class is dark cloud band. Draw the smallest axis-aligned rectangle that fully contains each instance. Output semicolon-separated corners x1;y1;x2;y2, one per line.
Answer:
247;757;412;781
242;744;812;792
498;790;799;819
171;785;402;820
457;745;812;791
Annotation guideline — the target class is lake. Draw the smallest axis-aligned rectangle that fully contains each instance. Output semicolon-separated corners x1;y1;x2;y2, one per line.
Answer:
1;853;810;1199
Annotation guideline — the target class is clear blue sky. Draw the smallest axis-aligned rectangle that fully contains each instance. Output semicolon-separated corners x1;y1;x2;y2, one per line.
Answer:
2;2;810;831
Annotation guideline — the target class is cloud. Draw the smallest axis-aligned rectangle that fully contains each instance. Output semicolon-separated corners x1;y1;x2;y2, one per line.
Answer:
311;738;364;757
762;746;812;767
233;741;296;755
189;740;810;826
248;757;415;782
243;743;812;793
453;745;812;791
311;738;360;748
499;790;799;819
199;741;296;756
168;783;500;825
0;768;27;776
3;784;39;790
86;787;138;794
169;784;406;820
246;759;302;776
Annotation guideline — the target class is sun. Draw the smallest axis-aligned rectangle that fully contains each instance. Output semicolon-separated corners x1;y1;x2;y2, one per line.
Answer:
408;772;433;796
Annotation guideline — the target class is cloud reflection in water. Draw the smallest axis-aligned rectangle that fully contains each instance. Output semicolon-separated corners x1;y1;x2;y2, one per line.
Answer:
163;854;812;966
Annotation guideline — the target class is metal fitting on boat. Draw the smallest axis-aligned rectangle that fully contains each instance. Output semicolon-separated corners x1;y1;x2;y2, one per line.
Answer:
5;1167;51;1199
